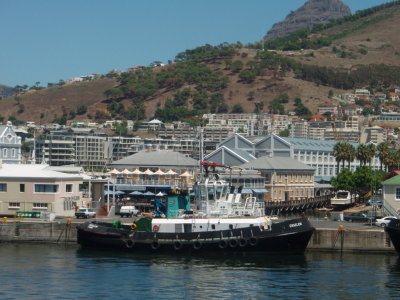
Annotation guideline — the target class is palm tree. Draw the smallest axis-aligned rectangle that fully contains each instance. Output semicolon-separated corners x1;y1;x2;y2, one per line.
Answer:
366;144;376;166
344;143;356;169
333;142;347;174
356;144;369;166
377;142;389;171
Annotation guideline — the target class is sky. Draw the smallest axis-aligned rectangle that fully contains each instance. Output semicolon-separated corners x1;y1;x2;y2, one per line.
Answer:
0;0;392;87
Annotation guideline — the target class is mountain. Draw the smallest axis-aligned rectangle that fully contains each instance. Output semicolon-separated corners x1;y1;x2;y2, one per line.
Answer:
1;1;399;125
263;0;351;41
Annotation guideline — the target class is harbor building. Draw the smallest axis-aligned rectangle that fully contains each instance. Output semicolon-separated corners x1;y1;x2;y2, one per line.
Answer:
0;163;84;217
0;122;22;164
240;156;314;202
205;133;380;180
108;150;199;193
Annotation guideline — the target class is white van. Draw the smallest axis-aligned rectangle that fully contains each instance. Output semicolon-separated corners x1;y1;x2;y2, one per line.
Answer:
117;206;139;217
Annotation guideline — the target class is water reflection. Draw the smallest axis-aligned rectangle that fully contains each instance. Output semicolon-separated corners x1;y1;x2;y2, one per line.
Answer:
0;243;400;299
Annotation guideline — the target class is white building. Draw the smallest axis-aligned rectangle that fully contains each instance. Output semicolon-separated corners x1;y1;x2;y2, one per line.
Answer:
0;163;84;217
0;122;22;164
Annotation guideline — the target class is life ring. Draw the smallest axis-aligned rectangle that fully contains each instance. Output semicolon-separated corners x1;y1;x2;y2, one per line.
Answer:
173;241;183;250
229;239;238;248
218;239;228;249
131;223;137;230
193;241;202;250
151;240;160;250
125;239;134;248
238;238;248;247
249;237;258;246
153;225;160;232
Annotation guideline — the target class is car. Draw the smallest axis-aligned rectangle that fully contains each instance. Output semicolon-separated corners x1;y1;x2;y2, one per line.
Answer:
116;206;139;218
366;198;383;207
343;212;375;223
375;216;397;227
75;208;96;219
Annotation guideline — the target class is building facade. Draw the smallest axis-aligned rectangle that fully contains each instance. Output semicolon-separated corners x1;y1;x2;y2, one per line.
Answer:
0;163;83;217
0;122;22;164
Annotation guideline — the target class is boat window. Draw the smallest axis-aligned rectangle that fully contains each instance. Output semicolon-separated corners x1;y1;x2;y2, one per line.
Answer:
207;187;215;201
211;224;216;230
215;186;223;200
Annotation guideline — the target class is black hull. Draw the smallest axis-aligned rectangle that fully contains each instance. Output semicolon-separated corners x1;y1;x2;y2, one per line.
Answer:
385;219;400;254
77;218;315;254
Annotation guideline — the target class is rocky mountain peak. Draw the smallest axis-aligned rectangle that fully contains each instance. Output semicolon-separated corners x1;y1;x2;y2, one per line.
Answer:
263;0;351;41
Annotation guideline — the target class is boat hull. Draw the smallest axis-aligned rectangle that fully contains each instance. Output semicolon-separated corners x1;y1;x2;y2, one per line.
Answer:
77;218;315;254
385;219;400;254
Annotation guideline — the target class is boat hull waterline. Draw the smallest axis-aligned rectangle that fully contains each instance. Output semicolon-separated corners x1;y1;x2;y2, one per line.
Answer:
77;218;315;254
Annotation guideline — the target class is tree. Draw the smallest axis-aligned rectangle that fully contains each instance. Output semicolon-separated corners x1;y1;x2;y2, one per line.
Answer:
238;69;257;83
231;104;244;113
279;128;290;137
352;166;374;196
331;168;354;192
268;99;284;114
114;121;128;136
376;142;389;170
356;144;369;166
294;103;311;116
254;101;264;113
76;105;88;115
17;104;25;114
343;143;356;168
332;142;347;174
230;60;243;73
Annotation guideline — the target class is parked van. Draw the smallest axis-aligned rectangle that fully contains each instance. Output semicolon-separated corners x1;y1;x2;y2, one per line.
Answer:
117;206;139;217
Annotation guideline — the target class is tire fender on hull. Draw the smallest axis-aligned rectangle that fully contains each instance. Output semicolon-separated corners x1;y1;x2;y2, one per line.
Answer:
218;239;228;249
151;240;161;250
173;241;183;250
239;238;248;247
125;239;134;248
193;241;202;250
229;239;238;248
249;237;258;246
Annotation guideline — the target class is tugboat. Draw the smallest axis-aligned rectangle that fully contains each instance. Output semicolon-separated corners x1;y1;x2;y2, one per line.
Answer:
77;162;315;253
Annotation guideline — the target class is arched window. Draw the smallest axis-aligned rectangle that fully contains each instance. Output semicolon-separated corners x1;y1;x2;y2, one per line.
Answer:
3;149;7;157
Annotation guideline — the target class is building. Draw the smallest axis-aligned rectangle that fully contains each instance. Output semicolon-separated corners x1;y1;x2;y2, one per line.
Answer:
377;112;400;125
0;122;22;164
359;126;387;144
36;130;142;170
205;133;380;180
240;156;315;202
0;163;83;217
381;174;400;217
108;150;199;194
318;105;339;117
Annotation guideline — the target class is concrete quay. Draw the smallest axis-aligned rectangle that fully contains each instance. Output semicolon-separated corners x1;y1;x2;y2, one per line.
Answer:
0;219;397;254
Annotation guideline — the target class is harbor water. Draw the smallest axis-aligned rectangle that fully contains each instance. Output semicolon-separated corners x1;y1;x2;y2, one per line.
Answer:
1;243;400;299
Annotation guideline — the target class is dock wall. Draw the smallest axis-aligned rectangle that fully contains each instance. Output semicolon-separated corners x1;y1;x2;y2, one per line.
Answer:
0;222;397;253
308;228;395;253
0;222;77;243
